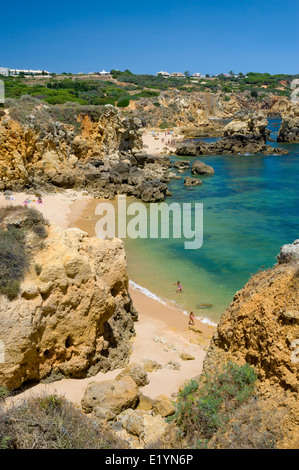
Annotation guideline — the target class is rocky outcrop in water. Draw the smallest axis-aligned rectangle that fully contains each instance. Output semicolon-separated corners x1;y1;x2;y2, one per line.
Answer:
176;112;289;156
191;160;214;175
184;176;202;186
0;210;137;390
203;240;299;448
277;103;299;143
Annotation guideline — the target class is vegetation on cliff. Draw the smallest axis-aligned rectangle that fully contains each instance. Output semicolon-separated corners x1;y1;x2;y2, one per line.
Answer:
152;360;286;449
0;206;47;299
1;70;297;110
0;392;128;449
174;362;257;444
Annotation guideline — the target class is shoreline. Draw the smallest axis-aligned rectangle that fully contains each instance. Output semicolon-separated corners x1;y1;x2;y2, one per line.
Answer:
70;195;218;329
0;189;217;327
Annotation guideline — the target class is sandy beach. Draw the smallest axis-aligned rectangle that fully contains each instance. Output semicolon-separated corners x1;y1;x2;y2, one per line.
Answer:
0;189;92;229
142;129;183;156
2;189;214;407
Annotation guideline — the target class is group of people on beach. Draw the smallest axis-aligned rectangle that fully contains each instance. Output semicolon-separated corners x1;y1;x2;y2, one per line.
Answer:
161;138;176;146
23;196;43;206
174;281;195;325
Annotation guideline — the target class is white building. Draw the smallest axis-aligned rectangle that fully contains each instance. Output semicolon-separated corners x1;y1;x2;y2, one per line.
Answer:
0;67;50;76
156;71;170;77
99;70;110;75
0;67;9;76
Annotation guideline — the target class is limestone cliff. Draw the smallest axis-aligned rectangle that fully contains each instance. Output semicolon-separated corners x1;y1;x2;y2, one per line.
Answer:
0;102;173;201
290;79;299;104
126;89;290;136
0;105;142;191
203;240;299;448
0;209;137;390
277;103;299;143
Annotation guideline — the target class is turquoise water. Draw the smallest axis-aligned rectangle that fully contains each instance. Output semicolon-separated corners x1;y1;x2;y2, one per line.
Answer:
124;118;299;323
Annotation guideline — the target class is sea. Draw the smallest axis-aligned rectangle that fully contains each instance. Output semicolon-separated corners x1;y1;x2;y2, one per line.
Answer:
122;118;299;324
77;118;299;325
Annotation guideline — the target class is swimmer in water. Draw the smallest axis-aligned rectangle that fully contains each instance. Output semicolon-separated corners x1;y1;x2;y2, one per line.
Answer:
175;281;183;294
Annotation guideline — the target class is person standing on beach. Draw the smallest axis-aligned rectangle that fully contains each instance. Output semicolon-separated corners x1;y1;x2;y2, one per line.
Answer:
188;312;195;325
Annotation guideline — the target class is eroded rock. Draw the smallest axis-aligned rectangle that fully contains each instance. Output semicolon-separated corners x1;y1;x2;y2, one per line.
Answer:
0;216;137;390
152;395;175;418
115;363;149;387
81;376;140;415
191;161;214;175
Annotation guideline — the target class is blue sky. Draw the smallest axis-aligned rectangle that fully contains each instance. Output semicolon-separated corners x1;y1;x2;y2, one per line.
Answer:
1;0;298;75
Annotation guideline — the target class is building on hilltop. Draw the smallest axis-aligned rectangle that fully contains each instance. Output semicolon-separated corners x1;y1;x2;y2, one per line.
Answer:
170;72;185;78
0;67;50;76
156;71;170;77
0;67;9;76
193;72;205;78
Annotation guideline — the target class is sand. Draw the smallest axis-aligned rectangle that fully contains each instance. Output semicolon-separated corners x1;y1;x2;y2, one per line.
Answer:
142;129;183;156
2;189;215;407
0;189;92;229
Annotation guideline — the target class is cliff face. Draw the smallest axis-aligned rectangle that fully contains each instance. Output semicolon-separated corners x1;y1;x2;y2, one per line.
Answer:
0;105;173;201
203;240;299;448
0;210;137;390
277;103;299;143
0;105;143;192
75;110;143;159
127;89;290;135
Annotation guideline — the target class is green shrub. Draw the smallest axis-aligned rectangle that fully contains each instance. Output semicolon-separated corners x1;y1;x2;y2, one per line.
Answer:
117;96;130;108
159;121;175;129
0;227;28;299
173;361;257;445
0;386;10;401
0;206;48;299
133;90;160;98
35;263;42;276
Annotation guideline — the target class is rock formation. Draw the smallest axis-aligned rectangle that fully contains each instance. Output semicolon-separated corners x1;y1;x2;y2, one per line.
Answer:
290;79;299;104
127;89;290;135
0;104;172;201
0;209;137;390
203;240;299;448
81;363;174;448
191;160;215;175
277;103;299;143
223;111;270;139
176;112;289;156
82;376;141;416
184;176;202;186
